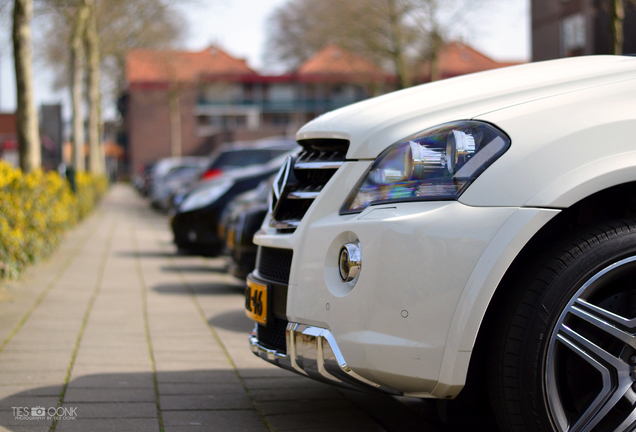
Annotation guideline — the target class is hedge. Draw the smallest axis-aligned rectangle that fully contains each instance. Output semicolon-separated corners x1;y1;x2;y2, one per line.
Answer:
0;160;108;280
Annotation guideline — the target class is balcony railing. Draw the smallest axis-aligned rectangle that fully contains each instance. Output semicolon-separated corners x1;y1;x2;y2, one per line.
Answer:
196;98;363;113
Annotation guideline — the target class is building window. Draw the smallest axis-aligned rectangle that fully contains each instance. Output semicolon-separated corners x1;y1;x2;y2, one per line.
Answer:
561;13;586;57
267;114;290;126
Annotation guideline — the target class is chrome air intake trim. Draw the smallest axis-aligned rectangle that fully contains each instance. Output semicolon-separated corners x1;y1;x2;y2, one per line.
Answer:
294;161;344;170
268;220;301;230
287;191;321;200
249;322;402;395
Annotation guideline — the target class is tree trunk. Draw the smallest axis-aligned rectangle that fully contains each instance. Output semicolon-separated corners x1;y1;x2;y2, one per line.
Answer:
610;0;625;55
85;0;103;174
12;0;41;173
428;30;444;82
169;88;182;157
70;0;90;172
387;0;411;89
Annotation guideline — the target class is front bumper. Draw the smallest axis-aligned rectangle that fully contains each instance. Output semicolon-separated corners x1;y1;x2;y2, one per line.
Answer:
171;207;223;253
251;161;561;397
249;322;401;395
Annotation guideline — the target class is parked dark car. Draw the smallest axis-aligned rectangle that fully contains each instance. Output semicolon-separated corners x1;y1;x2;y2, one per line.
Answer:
171;151;295;255
134;162;155;196
135;157;206;198
150;163;207;211
218;177;273;279
170;139;297;211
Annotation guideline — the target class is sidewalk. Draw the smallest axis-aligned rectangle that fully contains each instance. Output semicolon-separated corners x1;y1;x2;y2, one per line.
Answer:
0;185;487;432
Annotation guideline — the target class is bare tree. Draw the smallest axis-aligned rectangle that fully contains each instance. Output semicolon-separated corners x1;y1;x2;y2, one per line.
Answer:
265;0;334;69
604;0;635;54
266;0;493;88
386;0;414;87
38;0;185;96
85;0;103;174
267;0;418;88
69;0;89;171
155;50;185;157
610;0;625;54
408;0;479;81
12;0;41;172
96;0;185;92
37;0;184;173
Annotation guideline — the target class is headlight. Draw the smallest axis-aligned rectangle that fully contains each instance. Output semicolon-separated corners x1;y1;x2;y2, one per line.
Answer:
341;121;510;214
179;179;234;212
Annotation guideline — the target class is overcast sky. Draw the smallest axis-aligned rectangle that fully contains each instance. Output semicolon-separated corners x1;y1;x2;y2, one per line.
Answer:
0;0;530;118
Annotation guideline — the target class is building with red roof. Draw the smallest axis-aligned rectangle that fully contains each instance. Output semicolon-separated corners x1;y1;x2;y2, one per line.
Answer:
121;45;391;173
297;45;384;80
120;43;520;174
416;41;522;82
126;46;257;86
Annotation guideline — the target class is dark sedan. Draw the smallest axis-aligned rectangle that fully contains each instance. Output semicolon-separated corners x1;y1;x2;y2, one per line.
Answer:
171;151;295;255
218;177;273;279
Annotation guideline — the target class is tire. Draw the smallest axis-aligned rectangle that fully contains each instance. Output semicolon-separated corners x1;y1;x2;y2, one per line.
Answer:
488;219;636;432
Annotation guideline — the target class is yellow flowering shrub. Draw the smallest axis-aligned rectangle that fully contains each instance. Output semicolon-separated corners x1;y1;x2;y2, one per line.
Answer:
76;172;109;219
0;161;108;280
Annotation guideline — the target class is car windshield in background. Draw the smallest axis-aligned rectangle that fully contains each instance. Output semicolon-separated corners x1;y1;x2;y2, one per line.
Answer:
209;149;288;170
165;165;201;179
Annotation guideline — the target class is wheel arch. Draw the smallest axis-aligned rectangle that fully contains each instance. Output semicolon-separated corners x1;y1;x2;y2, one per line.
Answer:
455;180;636;400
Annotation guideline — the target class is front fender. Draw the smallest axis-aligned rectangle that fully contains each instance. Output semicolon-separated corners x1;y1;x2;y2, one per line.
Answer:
431;206;560;398
525;152;636;208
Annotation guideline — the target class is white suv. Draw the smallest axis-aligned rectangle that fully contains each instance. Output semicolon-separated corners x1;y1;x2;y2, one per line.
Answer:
245;55;636;432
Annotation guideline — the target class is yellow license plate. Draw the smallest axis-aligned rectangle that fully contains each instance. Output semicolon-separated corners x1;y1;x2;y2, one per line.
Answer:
226;228;235;250
245;279;268;325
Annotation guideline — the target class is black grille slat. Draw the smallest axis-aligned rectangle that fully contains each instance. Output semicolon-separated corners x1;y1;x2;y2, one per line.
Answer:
257;318;288;353
270;141;349;232
298;138;349;153
293;184;324;193
295;166;338;184
296;150;347;163
273;200;313;224
258;247;293;284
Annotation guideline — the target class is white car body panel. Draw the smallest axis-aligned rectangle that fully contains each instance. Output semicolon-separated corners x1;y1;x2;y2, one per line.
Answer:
463;77;636;207
252;55;636;397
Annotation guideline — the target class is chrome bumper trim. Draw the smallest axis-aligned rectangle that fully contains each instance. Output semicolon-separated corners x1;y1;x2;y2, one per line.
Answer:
268;219;301;229
287;191;321;200
294;161;344;170
249;323;402;395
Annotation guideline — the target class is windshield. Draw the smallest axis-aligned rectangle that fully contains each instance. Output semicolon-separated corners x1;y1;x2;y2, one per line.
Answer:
209;149;288;170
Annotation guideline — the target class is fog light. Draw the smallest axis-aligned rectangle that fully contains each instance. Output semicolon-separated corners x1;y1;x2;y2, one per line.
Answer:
339;242;361;283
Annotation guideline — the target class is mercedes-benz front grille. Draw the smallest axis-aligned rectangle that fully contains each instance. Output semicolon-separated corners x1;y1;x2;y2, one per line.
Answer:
270;139;349;232
257;246;293;284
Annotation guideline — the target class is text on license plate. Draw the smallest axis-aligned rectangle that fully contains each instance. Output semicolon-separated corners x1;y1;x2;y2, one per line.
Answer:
245;279;268;325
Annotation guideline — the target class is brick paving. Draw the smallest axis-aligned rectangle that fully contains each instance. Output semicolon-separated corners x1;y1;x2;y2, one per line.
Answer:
0;185;493;432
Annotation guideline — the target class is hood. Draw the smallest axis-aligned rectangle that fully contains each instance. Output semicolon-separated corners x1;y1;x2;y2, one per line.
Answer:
296;56;636;159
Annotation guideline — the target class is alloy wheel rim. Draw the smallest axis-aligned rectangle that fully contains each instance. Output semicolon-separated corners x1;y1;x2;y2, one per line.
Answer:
546;256;636;432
